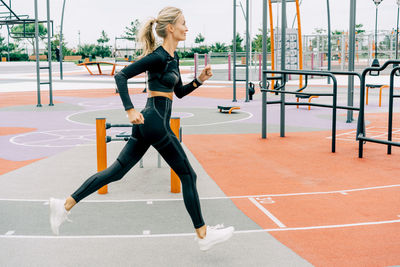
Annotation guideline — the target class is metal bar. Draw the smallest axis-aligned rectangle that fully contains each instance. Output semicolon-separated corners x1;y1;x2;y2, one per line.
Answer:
233;0;237;102
357;60;400;158
263;68;338;152
108;124;132;128
0;0;19;20
347;0;356;123
46;0;53;106
397;5;399;60
327;0;331;84
262;0;268;139
34;0;41;107
261;89;333;97
375;6;378;59
59;0;66;80
245;0;250;102
387;67;400;154
358;136;400;147
266;101;359;111
280;0;287;137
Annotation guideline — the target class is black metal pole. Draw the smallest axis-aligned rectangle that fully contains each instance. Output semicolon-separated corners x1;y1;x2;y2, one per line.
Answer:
375;7;378;59
262;0;267;139
280;0;287;137
347;0;356;123
327;0;331;84
245;0;250;102
60;0;66;80
396;5;399;59
233;0;237;102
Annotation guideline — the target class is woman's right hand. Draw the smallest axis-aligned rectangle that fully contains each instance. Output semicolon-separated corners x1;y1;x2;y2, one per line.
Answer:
126;108;144;124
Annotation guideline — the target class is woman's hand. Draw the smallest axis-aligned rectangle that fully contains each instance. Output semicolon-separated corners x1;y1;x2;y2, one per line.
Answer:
126;108;144;124
198;65;213;83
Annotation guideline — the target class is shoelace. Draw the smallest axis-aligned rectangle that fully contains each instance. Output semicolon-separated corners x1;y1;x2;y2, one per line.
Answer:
207;224;225;230
194;224;225;241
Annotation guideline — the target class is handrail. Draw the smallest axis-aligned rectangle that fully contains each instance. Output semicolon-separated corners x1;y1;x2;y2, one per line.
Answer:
261;69;338;153
357;60;400;158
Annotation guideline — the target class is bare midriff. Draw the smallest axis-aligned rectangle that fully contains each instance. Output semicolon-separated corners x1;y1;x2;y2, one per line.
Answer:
148;90;173;100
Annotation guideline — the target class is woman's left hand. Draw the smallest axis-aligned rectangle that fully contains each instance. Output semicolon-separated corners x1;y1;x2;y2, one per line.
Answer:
198;65;213;83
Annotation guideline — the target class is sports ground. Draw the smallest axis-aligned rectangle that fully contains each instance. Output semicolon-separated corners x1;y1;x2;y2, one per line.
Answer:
0;62;399;266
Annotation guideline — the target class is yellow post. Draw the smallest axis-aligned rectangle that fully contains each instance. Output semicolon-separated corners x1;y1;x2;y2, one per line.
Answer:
295;0;303;88
170;117;181;193
96;118;108;194
1;57;6;62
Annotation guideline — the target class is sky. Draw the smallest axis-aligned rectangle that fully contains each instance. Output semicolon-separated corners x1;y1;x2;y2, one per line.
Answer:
1;0;400;49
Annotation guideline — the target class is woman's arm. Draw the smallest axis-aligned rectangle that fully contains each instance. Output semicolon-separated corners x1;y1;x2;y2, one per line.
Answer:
114;53;163;110
174;62;213;99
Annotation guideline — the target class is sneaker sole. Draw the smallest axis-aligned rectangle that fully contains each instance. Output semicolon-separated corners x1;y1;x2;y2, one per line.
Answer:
199;229;234;251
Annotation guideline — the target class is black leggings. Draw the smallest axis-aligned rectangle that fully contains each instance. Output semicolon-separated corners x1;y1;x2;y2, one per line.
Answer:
71;96;205;229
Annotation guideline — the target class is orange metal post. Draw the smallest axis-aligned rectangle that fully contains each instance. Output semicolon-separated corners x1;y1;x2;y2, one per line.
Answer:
295;0;303;88
170;117;181;193
96;118;108;194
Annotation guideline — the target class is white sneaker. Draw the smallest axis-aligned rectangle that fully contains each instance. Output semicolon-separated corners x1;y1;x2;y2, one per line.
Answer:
49;198;71;235
197;224;234;251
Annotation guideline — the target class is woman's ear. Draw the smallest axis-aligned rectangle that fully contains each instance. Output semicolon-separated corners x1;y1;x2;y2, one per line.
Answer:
167;23;175;33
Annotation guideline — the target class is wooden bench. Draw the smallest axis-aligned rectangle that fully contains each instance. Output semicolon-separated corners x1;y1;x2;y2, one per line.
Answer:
77;61;126;76
218;105;240;114
64;55;82;61
29;55;47;61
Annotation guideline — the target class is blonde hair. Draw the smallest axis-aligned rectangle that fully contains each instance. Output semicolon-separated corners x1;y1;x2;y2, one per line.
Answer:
137;7;182;57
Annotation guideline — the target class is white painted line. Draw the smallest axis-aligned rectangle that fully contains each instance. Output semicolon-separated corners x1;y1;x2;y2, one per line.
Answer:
146;201;153;205
248;197;286;228
142;230;151;235
1;184;400;203
182;110;253;127
1;219;399;239
340;192;348;195
5;231;15;235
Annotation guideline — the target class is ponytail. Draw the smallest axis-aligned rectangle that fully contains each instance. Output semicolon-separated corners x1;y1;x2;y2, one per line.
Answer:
138;18;157;58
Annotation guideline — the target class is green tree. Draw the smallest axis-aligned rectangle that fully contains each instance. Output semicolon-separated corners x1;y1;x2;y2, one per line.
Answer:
355;24;365;35
125;19;140;40
195;33;205;45
97;30;110;45
0;35;7;55
230;33;244;52
210;42;228;52
78;44;96;58
251;28;271;52
95;30;111;58
48;33;72;59
10;23;47;53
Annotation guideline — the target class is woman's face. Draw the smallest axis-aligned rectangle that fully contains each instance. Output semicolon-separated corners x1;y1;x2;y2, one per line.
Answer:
171;14;188;41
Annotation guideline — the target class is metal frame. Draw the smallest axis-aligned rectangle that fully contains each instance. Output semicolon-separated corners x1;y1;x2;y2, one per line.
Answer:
233;0;250;102
261;69;361;153
357;60;400;158
0;0;54;107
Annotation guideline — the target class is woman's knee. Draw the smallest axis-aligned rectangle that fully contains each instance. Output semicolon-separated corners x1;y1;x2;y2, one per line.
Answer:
103;160;127;182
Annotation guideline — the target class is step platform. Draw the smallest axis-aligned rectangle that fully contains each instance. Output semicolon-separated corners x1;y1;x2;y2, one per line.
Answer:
218;105;241;114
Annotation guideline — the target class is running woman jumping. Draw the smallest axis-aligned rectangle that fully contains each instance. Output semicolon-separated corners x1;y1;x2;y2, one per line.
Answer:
49;6;234;251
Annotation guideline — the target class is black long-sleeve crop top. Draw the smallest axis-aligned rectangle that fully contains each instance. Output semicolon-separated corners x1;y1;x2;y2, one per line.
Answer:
114;46;202;111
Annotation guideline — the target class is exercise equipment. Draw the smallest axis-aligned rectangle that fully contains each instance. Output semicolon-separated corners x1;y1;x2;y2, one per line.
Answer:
218;106;241;114
96;117;182;194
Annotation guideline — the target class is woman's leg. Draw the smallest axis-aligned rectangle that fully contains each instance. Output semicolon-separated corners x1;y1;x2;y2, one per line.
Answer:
153;134;205;232
70;133;150;206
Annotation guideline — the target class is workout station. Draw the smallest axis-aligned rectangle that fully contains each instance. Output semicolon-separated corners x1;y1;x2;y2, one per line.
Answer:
0;0;399;266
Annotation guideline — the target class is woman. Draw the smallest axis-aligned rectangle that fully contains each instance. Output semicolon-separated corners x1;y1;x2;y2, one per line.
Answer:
50;6;234;251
